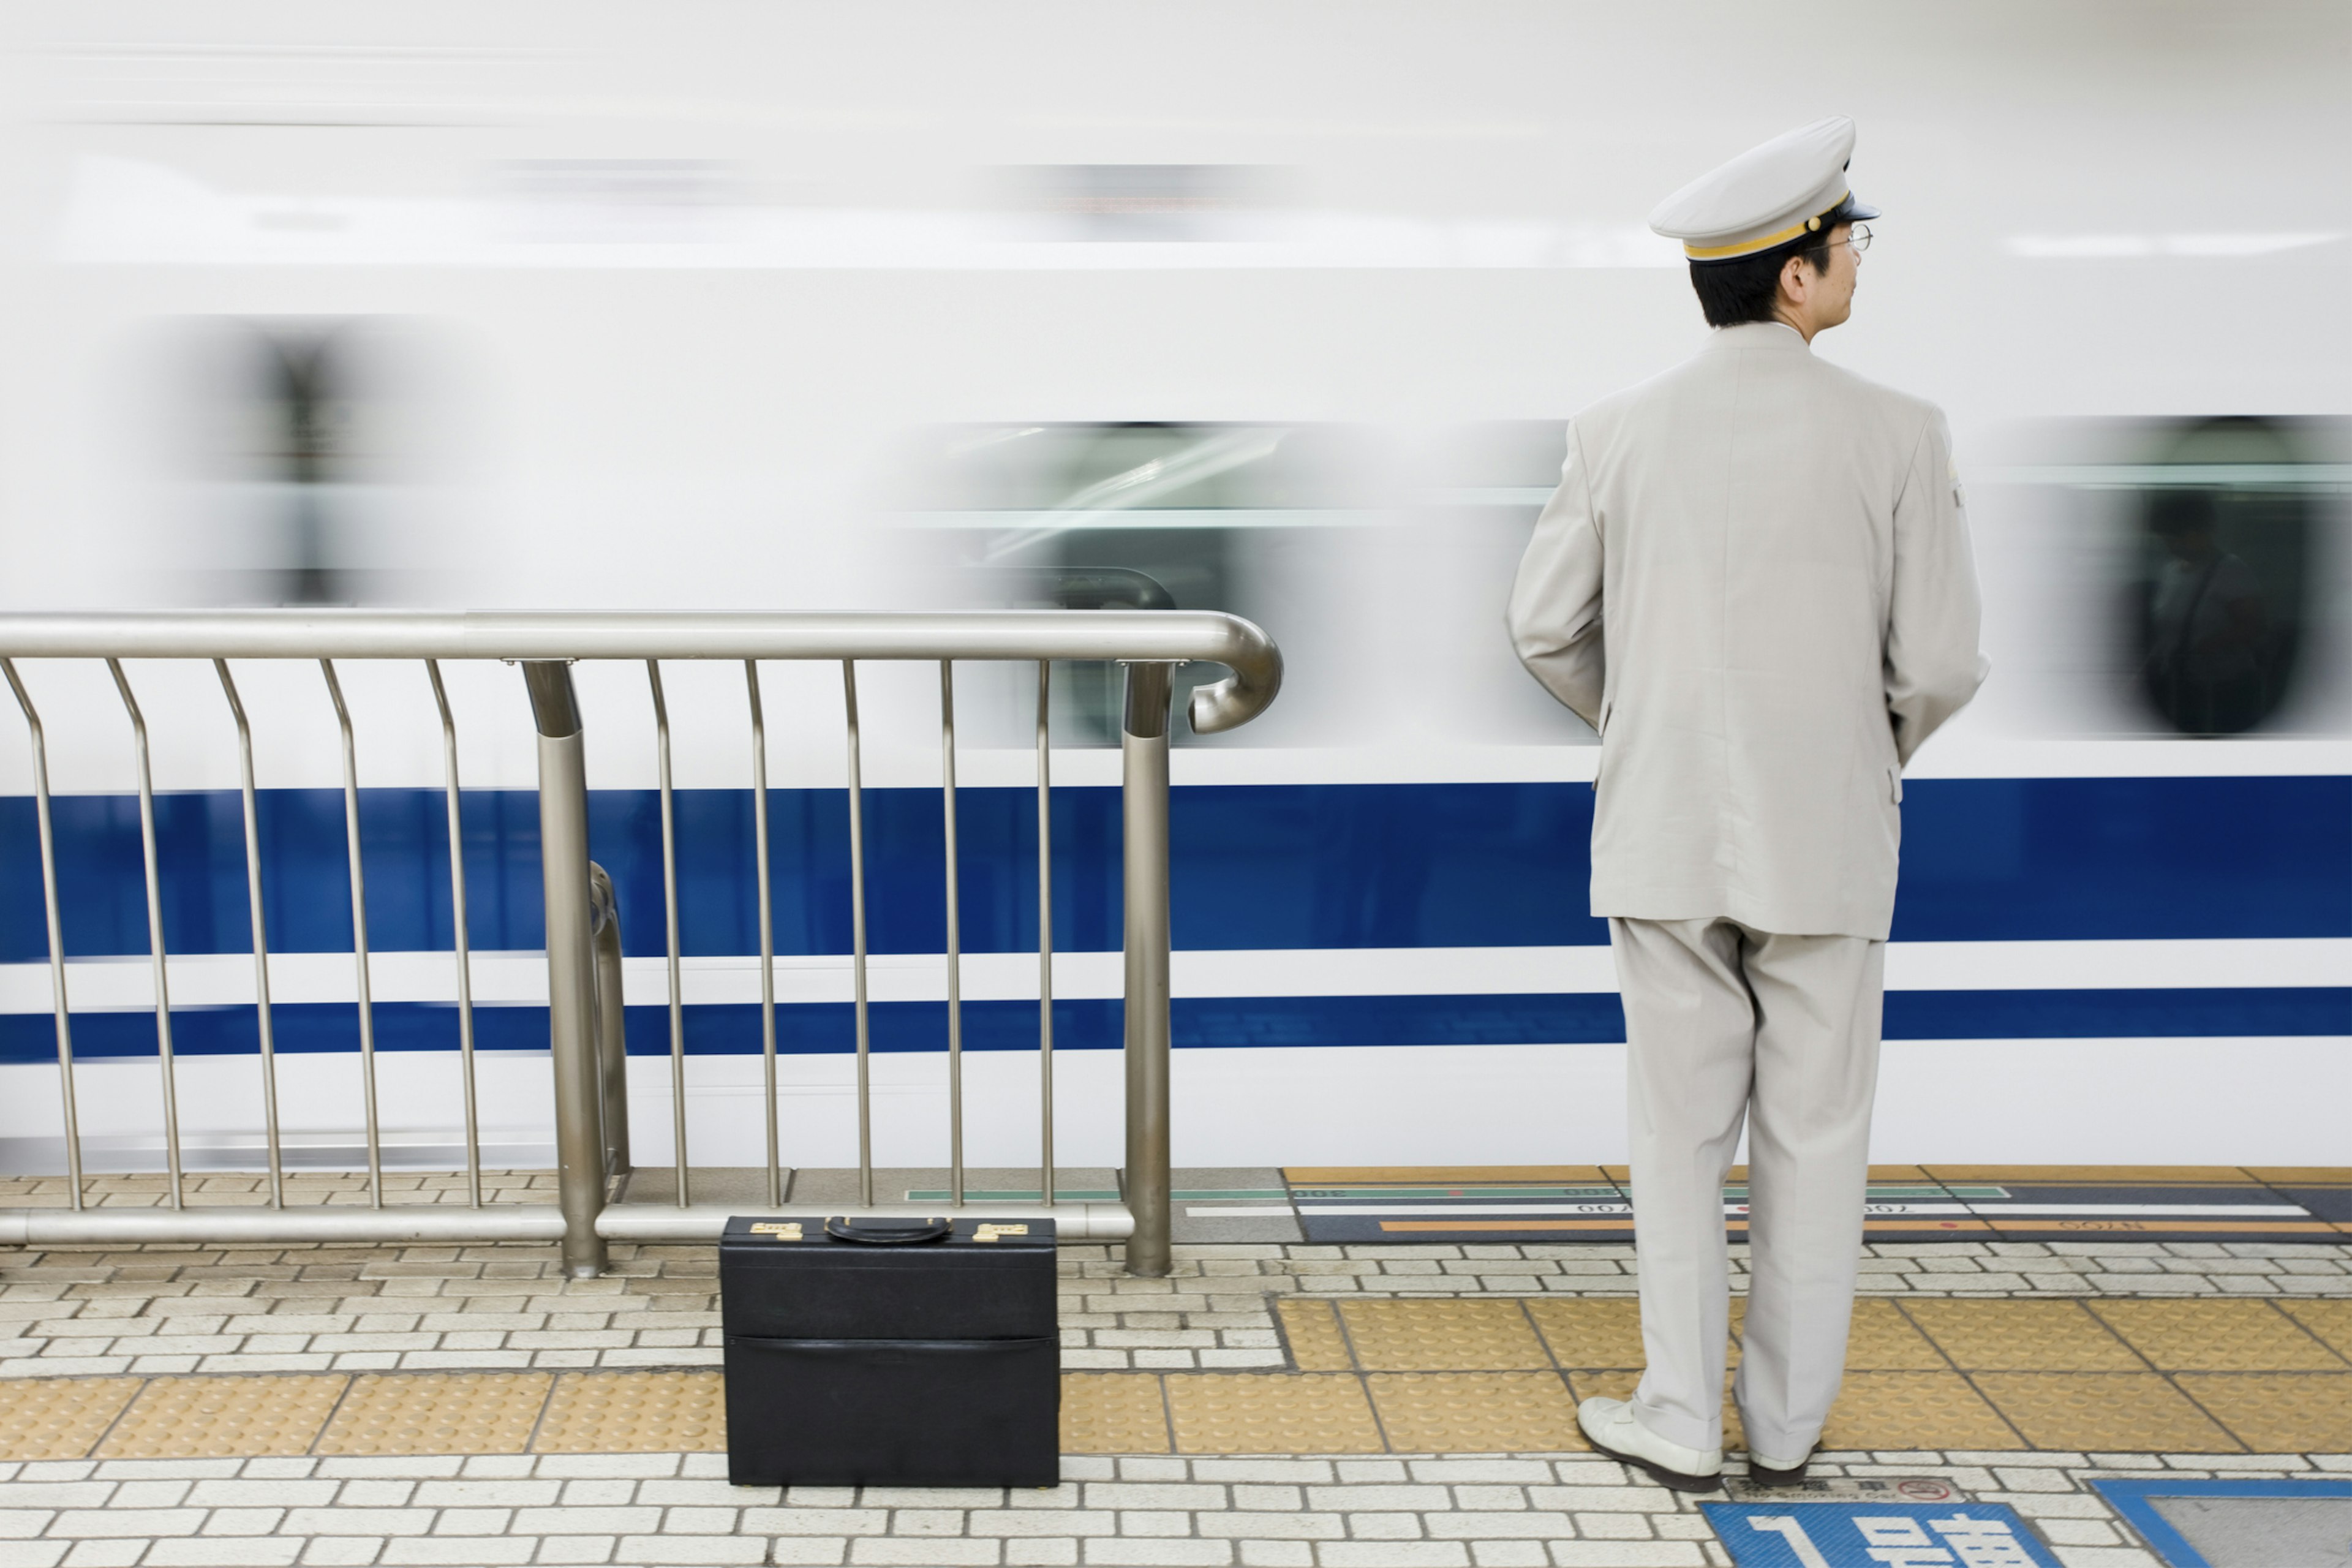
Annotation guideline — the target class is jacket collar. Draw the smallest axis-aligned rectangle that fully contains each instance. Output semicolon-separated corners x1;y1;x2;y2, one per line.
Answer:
1705;320;1811;352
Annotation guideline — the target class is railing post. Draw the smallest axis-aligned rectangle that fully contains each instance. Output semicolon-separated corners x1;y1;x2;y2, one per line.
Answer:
524;662;608;1279
1120;661;1177;1278
588;862;632;1182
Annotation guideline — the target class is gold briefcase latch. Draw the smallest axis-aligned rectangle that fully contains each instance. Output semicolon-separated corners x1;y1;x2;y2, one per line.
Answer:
972;1223;1030;1242
748;1222;804;1241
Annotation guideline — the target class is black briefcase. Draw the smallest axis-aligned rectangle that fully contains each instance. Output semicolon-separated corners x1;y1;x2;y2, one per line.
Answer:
719;1215;1059;1488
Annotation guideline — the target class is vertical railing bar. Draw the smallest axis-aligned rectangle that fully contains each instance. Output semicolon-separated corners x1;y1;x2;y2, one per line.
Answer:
747;660;780;1208
320;660;383;1208
940;660;963;1209
425;660;483;1209
1036;660;1054;1209
105;659;183;1212
213;660;285;1209
843;660;872;1207
3;660;84;1213
647;660;688;1208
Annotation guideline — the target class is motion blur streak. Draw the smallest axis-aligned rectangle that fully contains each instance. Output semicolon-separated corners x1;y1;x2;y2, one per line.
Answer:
0;2;2344;1169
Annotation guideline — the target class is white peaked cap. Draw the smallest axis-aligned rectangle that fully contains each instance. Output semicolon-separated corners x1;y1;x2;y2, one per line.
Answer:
1648;116;1879;262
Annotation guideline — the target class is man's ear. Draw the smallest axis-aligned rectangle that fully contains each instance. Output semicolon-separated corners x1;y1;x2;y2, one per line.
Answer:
1778;254;1808;304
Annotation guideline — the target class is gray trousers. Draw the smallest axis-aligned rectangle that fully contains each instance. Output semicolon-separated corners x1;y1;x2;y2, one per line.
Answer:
1610;916;1885;1458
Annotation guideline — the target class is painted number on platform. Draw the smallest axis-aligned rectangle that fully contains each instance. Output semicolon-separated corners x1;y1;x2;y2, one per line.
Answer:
1700;1503;2061;1567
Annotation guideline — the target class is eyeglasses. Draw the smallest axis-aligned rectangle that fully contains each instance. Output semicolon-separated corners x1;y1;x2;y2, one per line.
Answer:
1836;223;1874;254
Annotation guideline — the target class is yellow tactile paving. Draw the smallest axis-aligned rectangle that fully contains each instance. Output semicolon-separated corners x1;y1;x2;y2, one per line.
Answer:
2244;1167;2350;1185
1901;1300;2146;1371
1335;1299;1550;1371
1369;1373;1586;1453
2089;1300;2351;1371
1921;1165;2261;1185
1164;1373;1384;1454
0;1376;143;1461
315;1372;554;1456
1844;1300;1948;1370
1276;1298;1354;1371
2177;1373;2352;1455
1973;1373;2242;1453
1061;1374;1171;1454
2278;1300;2352;1360
1527;1298;1648;1369
1822;1373;2022;1452
532;1371;725;1454
96;1374;348;1459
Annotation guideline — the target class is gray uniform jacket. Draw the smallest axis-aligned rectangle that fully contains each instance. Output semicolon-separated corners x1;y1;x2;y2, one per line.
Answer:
1507;320;1987;940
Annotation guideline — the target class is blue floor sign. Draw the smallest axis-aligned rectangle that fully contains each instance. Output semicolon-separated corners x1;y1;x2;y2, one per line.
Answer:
1702;1502;2060;1567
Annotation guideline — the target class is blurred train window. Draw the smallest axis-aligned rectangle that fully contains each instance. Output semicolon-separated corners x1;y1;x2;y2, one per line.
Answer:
883;421;1379;742
2130;419;2313;736
148;317;460;607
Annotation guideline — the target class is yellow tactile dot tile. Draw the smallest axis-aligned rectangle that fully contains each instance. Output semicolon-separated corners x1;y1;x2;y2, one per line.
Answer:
1276;1299;1354;1372
1902;1300;2144;1371
0;1376;143;1461
1061;1374;1171;1454
315;1373;554;1456
1527;1298;1646;1370
1821;1373;2021;1452
1842;1301;1947;1370
1164;1374;1384;1454
2089;1300;2351;1372
1973;1373;2240;1453
1369;1372;1585;1453
97;1374;348;1458
2176;1373;2352;1454
2278;1300;2352;1360
1335;1299;1550;1371
531;1371;725;1454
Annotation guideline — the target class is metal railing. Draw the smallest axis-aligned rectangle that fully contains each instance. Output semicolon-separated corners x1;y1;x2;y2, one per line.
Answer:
0;611;1281;1276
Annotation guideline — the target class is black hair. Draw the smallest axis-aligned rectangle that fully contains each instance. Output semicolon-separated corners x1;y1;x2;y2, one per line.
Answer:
2147;489;2218;539
1686;201;1854;328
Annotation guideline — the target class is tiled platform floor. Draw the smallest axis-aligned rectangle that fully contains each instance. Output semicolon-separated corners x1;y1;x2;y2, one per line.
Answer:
0;1175;2344;1564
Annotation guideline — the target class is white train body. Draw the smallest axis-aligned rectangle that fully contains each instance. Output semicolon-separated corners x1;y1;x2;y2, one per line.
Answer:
0;1;2343;1177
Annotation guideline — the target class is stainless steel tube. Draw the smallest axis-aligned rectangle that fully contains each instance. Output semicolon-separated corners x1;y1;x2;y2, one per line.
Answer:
214;661;285;1209
940;660;963;1208
647;661;688;1208
319;660;385;1209
424;660;483;1208
747;662;780;1208
2;660;83;1212
0;611;1283;736
1120;662;1177;1278
1036;660;1054;1209
588;862;631;1182
523;661;608;1279
843;661;872;1207
107;660;184;1212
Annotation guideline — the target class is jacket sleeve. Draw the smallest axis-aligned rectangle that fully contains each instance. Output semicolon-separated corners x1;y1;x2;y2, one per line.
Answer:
1507;421;1607;729
1885;410;1989;765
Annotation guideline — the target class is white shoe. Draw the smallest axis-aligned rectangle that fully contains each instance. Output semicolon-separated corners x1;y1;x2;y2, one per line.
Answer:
1575;1397;1722;1493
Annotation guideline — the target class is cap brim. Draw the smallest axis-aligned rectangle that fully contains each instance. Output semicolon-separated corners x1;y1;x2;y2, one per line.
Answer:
1842;197;1880;221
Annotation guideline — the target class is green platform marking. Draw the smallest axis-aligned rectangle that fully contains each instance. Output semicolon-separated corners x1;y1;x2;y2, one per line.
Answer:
903;1189;1287;1202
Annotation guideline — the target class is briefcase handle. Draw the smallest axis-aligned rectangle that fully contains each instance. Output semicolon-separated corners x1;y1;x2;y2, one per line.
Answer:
822;1215;955;1246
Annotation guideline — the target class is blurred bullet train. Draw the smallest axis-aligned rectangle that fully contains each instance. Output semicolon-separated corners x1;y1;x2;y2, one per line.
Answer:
0;1;2343;1184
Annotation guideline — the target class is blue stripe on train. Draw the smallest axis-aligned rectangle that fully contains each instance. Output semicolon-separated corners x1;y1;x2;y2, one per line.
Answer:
2;776;2346;962
4;987;2343;1061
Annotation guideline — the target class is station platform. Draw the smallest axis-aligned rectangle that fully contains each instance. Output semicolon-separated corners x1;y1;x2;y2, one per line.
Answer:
0;1169;2342;1567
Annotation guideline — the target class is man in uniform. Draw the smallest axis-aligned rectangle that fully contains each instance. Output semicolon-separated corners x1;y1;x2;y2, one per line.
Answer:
1506;116;1986;1491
